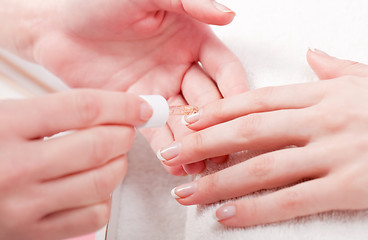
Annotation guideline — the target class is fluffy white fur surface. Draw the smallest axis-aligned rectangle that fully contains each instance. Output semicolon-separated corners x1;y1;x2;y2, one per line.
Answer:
108;0;368;239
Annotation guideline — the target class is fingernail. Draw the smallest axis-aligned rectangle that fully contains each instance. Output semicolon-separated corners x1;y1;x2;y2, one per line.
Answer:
140;101;153;121
171;182;197;199
182;110;201;126
157;142;181;161
213;1;234;13
215;205;236;221
309;48;329;56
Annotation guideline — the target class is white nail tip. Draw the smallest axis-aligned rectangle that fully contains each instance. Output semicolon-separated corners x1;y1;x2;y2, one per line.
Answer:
212;210;220;221
171;188;180;199
213;1;233;13
156;149;166;161
181;116;189;126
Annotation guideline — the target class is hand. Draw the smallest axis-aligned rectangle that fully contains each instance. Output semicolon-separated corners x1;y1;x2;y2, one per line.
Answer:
159;49;368;227
38;0;249;175
4;0;248;175
0;90;152;239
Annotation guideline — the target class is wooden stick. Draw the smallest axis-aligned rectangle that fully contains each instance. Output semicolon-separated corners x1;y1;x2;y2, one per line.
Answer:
0;71;34;97
0;54;55;93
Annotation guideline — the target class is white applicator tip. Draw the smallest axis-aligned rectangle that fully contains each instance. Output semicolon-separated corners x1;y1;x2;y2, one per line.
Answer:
139;95;169;129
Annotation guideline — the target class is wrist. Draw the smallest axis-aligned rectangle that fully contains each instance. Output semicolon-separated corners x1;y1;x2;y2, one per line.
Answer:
0;0;55;62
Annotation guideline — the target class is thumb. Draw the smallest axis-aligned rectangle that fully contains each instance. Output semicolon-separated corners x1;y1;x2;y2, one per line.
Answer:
307;48;368;80
155;0;235;25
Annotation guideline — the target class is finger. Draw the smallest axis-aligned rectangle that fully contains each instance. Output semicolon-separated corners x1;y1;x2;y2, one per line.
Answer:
185;82;325;131
307;48;368;79
199;33;249;97
153;0;235;25
208;156;228;164
1;90;152;139
42;156;126;213
158;109;311;166
140;126;187;176
40;200;111;239
181;63;222;108
167;95;206;175
181;63;229;165
173;147;327;205
214;179;336;227
36;126;134;180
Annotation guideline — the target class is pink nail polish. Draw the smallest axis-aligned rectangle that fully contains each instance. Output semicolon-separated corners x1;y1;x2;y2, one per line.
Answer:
183;110;201;125
157;142;181;161
215;205;236;221
171;182;197;199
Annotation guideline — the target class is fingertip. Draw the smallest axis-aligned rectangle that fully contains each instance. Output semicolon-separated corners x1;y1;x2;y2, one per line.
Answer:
139;98;154;122
210;1;236;25
182;110;201;127
181;0;235;26
215;204;237;223
306;48;335;79
185;123;201;131
183;162;206;175
164;165;187;176
175;198;193;206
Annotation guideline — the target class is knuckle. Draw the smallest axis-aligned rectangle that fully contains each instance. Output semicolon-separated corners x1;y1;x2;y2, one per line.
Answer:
211;100;226;121
279;189;303;211
88;129;113;166
91;170;115;200
202;174;221;200
249;154;274;178
315;107;348;133
89;203;111;230
0;164;32;192
246;198;259;220
74;91;100;125
190;133;205;156
235;115;260;143
251;87;274;110
1;201;28;228
336;164;368;208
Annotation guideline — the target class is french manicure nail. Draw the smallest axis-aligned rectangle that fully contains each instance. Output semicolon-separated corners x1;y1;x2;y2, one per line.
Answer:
215;205;236;221
157;142;182;161
171;182;197;199
309;48;329;56
182;110;201;125
213;1;234;13
140;101;153;121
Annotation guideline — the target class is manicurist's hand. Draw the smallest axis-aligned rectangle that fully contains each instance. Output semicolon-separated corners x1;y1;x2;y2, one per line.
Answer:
159;49;368;227
1;0;248;175
0;90;152;239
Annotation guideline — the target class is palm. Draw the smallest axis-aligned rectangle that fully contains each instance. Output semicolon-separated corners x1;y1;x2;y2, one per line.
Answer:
36;2;215;97
34;0;248;175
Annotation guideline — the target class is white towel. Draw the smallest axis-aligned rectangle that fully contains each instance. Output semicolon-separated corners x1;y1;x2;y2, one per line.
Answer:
110;1;368;239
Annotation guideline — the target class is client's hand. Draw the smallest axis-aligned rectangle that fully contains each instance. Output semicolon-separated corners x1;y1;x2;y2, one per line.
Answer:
159;49;368;227
21;0;248;175
0;90;151;239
